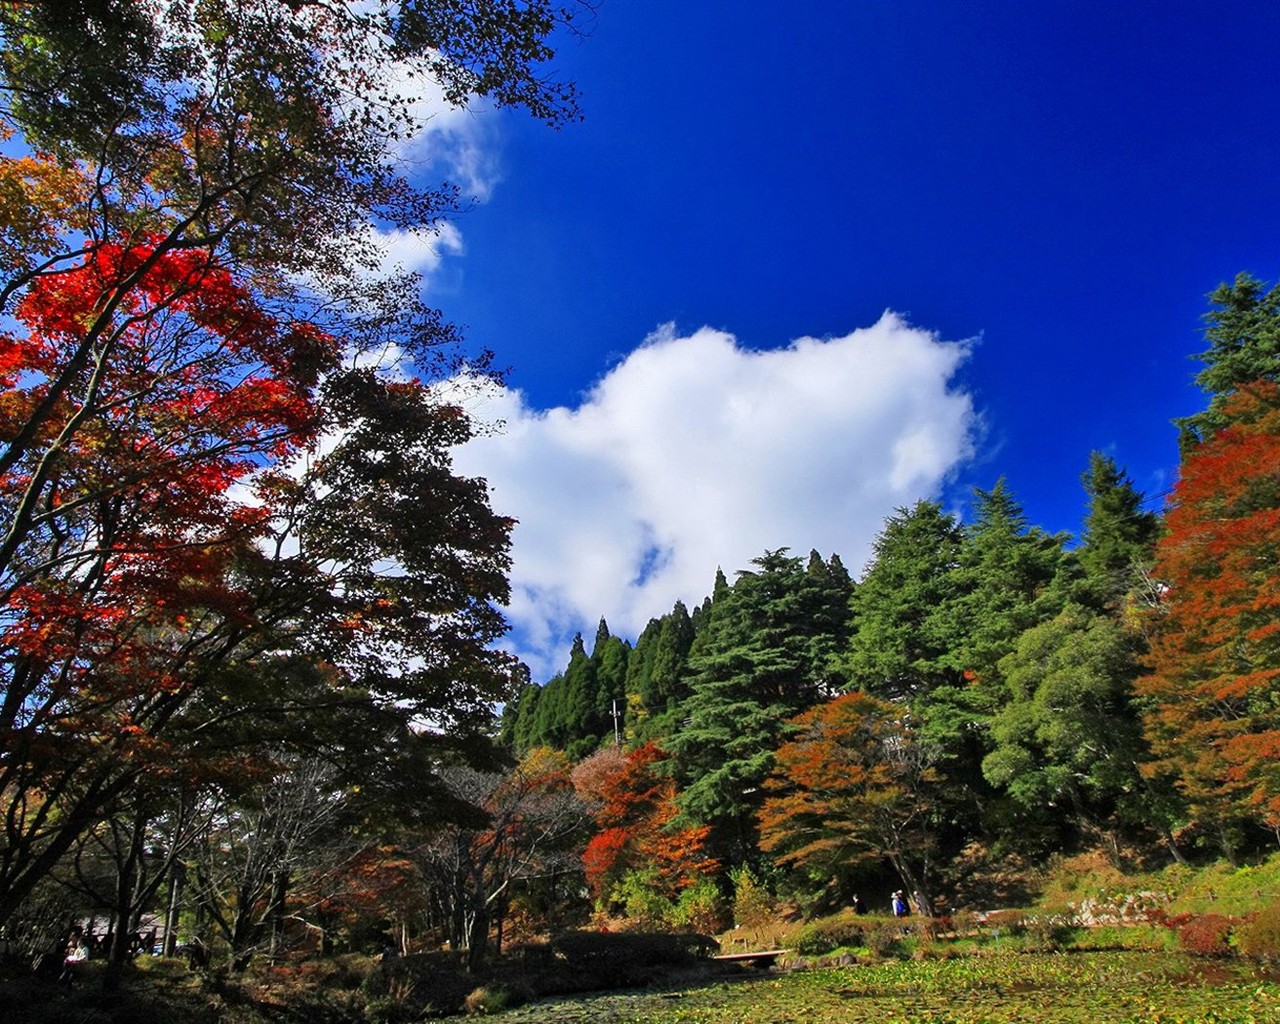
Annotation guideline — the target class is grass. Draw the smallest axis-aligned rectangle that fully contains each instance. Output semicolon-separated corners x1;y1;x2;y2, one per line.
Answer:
492;951;1280;1024
1038;849;1280;919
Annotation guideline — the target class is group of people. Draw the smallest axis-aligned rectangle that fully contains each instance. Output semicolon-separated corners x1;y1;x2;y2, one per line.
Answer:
892;890;912;918
55;925;164;983
59;928;89;985
847;890;917;918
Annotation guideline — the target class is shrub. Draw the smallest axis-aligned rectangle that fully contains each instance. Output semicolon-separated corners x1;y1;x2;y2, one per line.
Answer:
792;924;835;956
1170;912;1236;956
1235;900;1280;960
982;909;1027;937
364;995;417;1024
674;877;727;934
731;866;776;929
464;986;510;1015
1066;924;1119;950
364;971;424;1024
538;930;716;991
1018;914;1074;952
791;916;867;956
611;868;676;929
358;954;476;1018
865;923;902;958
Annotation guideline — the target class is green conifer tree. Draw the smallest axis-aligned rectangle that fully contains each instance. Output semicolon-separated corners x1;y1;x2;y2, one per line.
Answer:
843;501;965;701
1176;273;1280;451
1077;452;1161;608
667;550;849;860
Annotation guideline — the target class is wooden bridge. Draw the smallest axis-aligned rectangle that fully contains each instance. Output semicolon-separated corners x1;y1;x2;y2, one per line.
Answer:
711;948;787;970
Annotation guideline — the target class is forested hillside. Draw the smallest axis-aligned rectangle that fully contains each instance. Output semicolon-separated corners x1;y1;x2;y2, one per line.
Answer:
501;274;1280;922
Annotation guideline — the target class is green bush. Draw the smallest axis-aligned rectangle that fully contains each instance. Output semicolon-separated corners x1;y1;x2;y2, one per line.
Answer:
1068;923;1178;952
792;924;836;956
673;877;727;934
792;917;867;956
1235;900;1280;960
730;866;775;929
611;868;676;929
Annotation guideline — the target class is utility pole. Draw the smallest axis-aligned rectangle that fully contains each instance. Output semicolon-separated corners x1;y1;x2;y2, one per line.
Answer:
611;698;621;746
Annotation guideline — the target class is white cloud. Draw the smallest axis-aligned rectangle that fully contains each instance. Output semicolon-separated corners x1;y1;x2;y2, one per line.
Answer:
366;221;465;280
449;312;980;680
385;64;503;202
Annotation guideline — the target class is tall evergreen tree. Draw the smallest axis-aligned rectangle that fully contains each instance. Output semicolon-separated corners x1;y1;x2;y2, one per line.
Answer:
1077;452;1161;609
1176;273;1280;451
529;671;568;750
984;604;1153;861
801;550;857;691
666;550;849;859
559;634;599;758
591;619;630;748
625;601;696;742
505;683;542;752
844;501;965;701
938;479;1067;691
901;481;1067;841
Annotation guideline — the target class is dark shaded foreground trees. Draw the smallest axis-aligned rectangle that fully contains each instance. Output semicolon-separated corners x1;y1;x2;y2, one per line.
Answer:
0;0;585;956
413;749;586;968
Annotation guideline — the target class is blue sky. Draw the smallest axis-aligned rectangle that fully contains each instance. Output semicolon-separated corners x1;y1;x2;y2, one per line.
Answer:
403;1;1280;680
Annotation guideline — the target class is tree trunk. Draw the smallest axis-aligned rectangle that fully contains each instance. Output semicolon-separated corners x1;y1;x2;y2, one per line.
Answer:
1218;822;1239;868
163;865;183;955
102;820;146;993
1162;828;1188;866
268;869;290;960
466;902;489;970
887;852;932;918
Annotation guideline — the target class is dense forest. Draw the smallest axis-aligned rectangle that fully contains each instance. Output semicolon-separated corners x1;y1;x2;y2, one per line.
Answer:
1;0;1279;992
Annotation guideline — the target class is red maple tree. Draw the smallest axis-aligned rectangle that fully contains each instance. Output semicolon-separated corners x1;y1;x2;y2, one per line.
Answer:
0;233;340;919
1139;381;1280;849
577;743;718;903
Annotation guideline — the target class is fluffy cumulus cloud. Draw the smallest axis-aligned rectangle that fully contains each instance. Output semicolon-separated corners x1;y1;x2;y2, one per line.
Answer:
363;221;465;282
449;313;980;680
385;62;503;202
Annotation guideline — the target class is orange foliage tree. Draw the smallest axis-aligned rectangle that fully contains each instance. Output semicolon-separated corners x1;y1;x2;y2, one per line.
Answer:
760;692;940;914
1139;382;1280;856
576;743;718;907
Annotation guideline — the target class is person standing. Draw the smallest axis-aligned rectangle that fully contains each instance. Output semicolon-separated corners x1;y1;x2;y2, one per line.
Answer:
59;928;89;985
891;890;910;918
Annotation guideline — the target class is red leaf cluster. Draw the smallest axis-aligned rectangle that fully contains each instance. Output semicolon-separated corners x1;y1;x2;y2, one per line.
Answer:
1140;382;1280;823
580;743;718;900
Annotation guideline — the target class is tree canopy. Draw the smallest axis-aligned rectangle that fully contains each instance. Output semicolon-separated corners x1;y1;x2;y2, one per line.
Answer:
0;0;581;940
